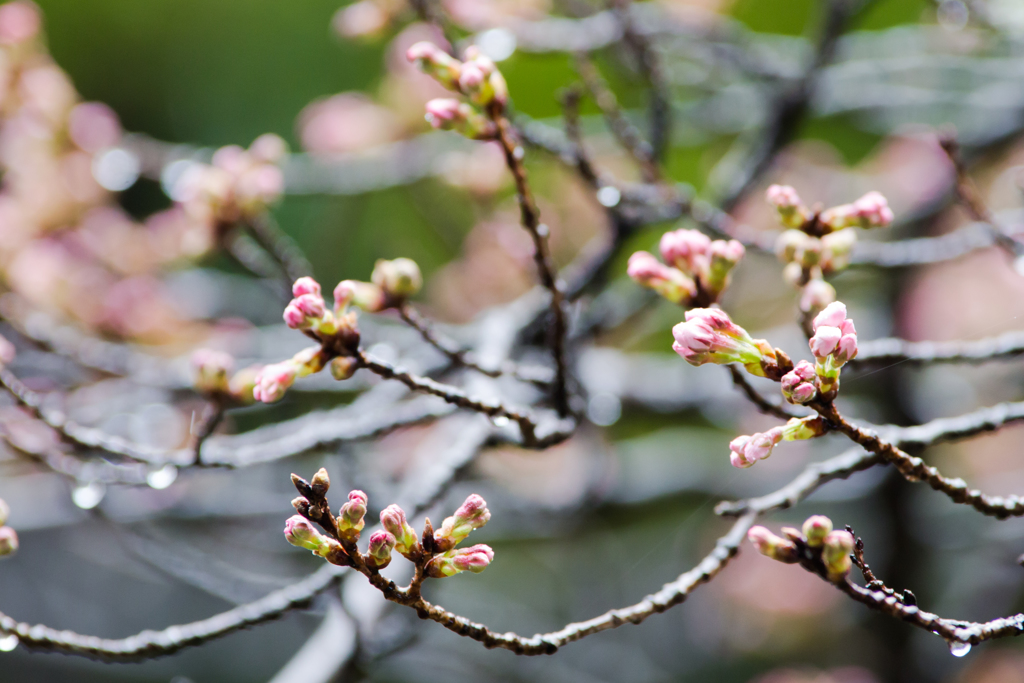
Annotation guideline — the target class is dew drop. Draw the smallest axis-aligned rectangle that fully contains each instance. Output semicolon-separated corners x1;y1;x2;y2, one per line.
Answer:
491;416;510;428
587;392;622;427
72;481;106;510
146;464;178;490
948;640;971;657
0;634;18;652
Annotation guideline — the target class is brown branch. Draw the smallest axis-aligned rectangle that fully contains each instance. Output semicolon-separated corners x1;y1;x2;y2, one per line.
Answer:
244;213;315;284
727;365;804;421
853;329;1024;366
491;113;571;417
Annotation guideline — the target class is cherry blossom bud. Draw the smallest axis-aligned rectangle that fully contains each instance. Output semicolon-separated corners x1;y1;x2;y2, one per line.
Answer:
426;544;494;577
747;526;799;563
0;1;40;45
371;257;422;300
729;427;784;468
0;527;17;557
820;191;894;230
292;277;321;298
821;229;857;271
436;494;490;549
0;333;15;366
775;229;809;263
627;251;696;305
822;529;855;579
228;366;259;404
659;229;711;277
284;515;330;555
192;349;234;395
249;133;288;164
253;362;298;403
781;360;817;404
338;490;368;538
334;279;387;313
802;515;833;547
766;185;811;229
671;308;775;376
813;302;847;330
424;98;496;139
705;239;745;297
381;504;419;555
810;325;842;359
810;302;857;371
799;279;836;316
366;530;396;569
311;468;330;496
407;42;463;90
329;356;358;381
0;498;8;527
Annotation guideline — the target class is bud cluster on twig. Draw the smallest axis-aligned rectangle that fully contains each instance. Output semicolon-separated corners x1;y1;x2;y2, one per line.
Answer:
627;228;745;307
284;468;494;585
747;514;855;581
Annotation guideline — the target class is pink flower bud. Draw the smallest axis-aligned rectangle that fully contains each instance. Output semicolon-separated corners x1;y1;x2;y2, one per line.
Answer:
293;293;326;318
436;494;491;547
283;303;307;329
822;529;855;578
381;504;419;555
851;191;893;227
426;544;494;577
424;99;495;139
627;251;696;305
765;184;802;209
68;102;122;153
249;133;288;164
284;515;327;553
812;302;847;330
334;279;386;313
407;41;463;90
253;362;298;403
802;515;833;547
338;490;368;536
0;1;40;45
0;526;17;557
747;526;798;563
781;360;817;404
729;426;784;468
799;279;836;314
366;530;396;569
425;98;463;125
658;229;711;276
671;308;768;370
292;276;321;298
809;326;842;358
704;239;745;298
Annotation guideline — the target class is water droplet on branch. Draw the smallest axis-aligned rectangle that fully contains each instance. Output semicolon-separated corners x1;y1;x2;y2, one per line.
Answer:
948;640;971;657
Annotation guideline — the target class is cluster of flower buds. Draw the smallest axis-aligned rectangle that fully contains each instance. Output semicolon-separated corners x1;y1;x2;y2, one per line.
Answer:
671;308;779;378
285;468;494;580
175;134;287;227
628;229;745;306
728;415;826;468
808;302;858;396
334;257;424;314
767;186;893;322
748;515;856;581
408;42;508;138
191;349;258;404
252;346;331;404
0;498;17;558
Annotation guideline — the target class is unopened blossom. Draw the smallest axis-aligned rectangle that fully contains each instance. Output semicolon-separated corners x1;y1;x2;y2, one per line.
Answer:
310;467;330;495
0;498;8;527
627;251;696;305
766;184;811;229
381;504;419;555
780;360;817;404
459;47;508;107
820;191;893;230
821;229;857;271
436;494;490;549
705;239;745;297
0;526;17;557
252;361;298;403
292;276;321;298
424;98;496;139
366;530;396;569
822;529;855;579
334;279;387;313
407;41;463;90
329;356;358;381
338;490;368;538
284;515;330;555
0;0;40;45
747;526;799;563
729;416;826;468
802;515;833;547
192;348;234;395
659;228;711;276
671;308;775;376
799;279;836;316
283;293;327;330
371;257;422;300
729;427;784;468
426;544;494;577
810;302;858;373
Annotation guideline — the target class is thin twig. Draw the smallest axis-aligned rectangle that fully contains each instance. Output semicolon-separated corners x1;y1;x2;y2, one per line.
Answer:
853;329;1024;366
727;365;804;421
